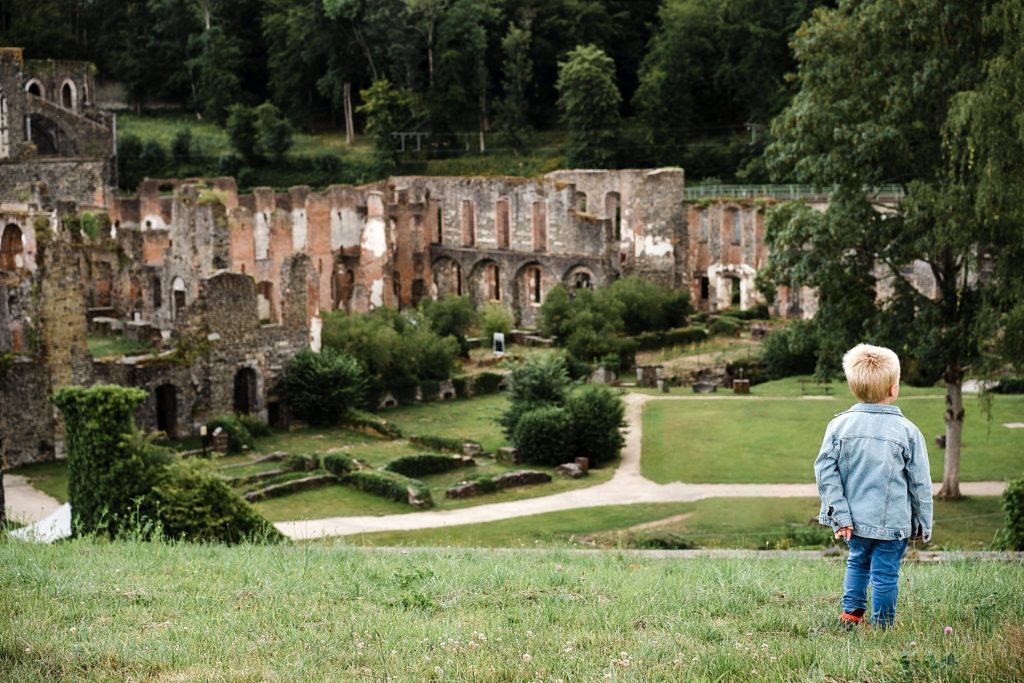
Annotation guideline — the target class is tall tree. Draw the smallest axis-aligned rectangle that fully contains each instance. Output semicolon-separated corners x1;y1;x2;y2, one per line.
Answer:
495;18;533;151
556;43;621;168
760;0;1024;499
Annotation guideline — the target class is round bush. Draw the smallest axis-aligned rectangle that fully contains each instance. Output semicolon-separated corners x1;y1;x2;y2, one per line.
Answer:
565;385;625;466
511;406;573;466
278;348;366;425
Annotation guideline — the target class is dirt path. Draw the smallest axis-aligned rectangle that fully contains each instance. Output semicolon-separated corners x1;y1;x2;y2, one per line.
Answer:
276;394;1007;540
3;474;62;524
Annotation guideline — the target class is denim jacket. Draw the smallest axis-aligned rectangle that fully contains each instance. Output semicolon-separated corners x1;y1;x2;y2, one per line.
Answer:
814;403;933;542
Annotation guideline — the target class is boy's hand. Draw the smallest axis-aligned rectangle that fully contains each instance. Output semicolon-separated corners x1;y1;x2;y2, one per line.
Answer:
835;526;853;541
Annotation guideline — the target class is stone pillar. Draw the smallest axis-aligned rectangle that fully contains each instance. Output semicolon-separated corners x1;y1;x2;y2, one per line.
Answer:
353;191;392;312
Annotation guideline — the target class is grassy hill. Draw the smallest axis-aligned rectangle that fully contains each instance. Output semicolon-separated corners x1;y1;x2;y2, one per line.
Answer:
2;538;1022;681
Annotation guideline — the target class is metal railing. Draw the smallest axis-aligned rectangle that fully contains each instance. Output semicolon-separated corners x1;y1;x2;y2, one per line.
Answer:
683;184;905;201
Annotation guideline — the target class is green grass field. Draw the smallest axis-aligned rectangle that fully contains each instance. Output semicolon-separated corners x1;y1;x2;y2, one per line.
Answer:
642;394;1024;484
2;539;1022;681
86;335;156;359
346;496;1008;551
377;394;510;453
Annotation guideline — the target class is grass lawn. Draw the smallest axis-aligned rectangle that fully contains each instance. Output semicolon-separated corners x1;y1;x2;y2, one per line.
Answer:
86;334;156;359
377;394;510;453
2;539;1022;682
347;496;1008;551
642;394;1024;484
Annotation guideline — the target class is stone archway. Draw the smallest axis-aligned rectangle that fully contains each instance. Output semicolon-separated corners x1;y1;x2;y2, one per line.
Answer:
467;258;501;305
171;277;187;320
563;264;595;292
0;224;24;270
707;262;758;311
431;257;463;298
512;261;547;327
61;80;77;111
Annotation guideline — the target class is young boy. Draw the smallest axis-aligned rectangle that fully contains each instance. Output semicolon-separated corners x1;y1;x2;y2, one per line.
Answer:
814;343;933;628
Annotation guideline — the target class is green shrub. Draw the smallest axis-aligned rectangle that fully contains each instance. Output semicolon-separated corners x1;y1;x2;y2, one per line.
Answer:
278;347;366;425
994;378;1024;394
322;453;356;477
51;386;161;536
480;301;514;338
1003;477;1024;551
472;371;506;395
761;321;819;380
709;316;743;337
460;472;500;494
725;359;767;385
284;454;319;472
51;385;279;543
419;379;441;403
342;470;433;507
510;406;573;466
206;415;254;453
385;454;473;477
719;304;770;320
237;413;270;438
408;434;465;452
171;128;193;164
345;411;403;438
565;385;625;466
147;460;283;543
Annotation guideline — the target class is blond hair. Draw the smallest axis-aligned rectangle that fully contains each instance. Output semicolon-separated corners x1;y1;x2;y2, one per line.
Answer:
842;343;901;403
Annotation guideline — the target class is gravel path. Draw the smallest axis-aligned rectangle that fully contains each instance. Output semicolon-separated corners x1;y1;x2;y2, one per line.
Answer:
276;394;1007;540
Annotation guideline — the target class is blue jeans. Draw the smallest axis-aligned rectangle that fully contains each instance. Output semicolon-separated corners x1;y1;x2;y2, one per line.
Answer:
842;536;908;627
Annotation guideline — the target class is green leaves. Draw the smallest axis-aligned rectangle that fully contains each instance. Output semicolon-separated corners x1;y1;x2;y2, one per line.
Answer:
556;44;621;168
277;348;367;426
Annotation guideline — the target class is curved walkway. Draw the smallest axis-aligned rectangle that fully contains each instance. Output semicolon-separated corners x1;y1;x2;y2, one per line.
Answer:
3;474;62;524
276;394;1007;540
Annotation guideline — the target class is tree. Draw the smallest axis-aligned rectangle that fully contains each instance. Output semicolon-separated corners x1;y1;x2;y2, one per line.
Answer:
357;79;416;170
760;0;1024;499
277;348;366;425
495;18;534;151
225;104;259;163
186;23;244;123
555;44;621;168
254;101;294;163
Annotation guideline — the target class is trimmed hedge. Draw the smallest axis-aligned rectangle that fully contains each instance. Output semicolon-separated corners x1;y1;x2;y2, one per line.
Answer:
284;454;319;472
994;378;1024;394
634;327;709;351
472;372;506;395
322;453;356;477
408;434;467;452
709;316;743;337
342;470;434;508
384;454;474;477
346;411;403;438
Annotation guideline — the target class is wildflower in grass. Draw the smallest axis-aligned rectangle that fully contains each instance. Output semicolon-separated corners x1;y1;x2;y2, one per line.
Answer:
944;626;953;635
522;653;532;663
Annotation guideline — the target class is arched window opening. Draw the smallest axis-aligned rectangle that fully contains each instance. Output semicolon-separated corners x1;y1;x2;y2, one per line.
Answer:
1;224;24;270
61;81;76;110
257;281;275;323
25;80;43;98
435;205;444;244
152;276;162;309
171;277;187;320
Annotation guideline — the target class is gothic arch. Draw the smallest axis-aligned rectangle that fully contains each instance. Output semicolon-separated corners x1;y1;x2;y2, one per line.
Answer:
0;224;24;271
61;79;77;111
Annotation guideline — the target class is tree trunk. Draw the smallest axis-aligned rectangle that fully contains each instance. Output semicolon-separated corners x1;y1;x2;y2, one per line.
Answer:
343;82;355;145
0;465;6;529
938;366;965;499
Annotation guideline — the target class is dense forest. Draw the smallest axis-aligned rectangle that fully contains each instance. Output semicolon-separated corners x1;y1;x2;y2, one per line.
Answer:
1;0;832;180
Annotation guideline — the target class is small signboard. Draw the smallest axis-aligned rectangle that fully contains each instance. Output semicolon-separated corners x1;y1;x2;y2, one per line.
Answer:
493;332;505;357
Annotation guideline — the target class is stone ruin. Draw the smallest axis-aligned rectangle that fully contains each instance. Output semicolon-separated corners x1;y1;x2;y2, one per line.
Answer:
0;49;940;468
